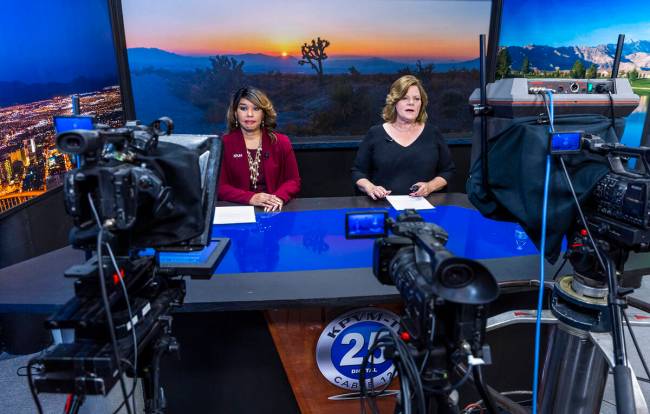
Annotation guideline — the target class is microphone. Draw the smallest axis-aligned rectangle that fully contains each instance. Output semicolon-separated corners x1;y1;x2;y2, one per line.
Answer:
264;151;270;159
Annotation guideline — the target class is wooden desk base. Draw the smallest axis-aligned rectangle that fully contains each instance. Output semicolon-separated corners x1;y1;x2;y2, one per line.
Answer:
266;306;401;413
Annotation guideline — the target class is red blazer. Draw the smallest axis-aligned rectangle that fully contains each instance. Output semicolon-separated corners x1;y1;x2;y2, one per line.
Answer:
218;129;301;204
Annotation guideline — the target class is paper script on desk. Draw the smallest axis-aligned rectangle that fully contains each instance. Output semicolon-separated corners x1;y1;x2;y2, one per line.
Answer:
213;206;256;224
386;195;434;211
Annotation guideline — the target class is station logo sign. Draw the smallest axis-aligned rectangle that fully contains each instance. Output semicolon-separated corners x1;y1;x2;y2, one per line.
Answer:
316;307;400;391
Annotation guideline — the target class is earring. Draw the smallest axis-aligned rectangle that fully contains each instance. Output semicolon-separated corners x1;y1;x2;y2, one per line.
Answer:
235;119;239;127
261;120;265;128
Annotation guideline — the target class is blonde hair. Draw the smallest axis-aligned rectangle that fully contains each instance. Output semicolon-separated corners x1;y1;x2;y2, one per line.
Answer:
382;75;428;123
226;86;278;141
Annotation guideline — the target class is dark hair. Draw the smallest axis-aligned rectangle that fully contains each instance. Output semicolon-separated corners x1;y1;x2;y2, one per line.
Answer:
226;86;278;141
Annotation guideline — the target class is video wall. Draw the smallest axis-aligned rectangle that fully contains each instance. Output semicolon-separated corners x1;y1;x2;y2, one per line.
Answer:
121;0;492;139
497;0;650;146
0;0;124;214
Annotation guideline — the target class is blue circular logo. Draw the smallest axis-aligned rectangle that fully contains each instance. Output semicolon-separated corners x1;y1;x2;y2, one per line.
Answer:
330;321;393;379
316;308;400;390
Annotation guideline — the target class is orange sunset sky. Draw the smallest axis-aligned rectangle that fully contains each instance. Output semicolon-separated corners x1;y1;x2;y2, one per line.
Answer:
122;0;492;61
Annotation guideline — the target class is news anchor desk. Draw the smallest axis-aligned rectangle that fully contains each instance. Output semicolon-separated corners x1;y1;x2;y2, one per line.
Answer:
0;193;576;313
1;194;648;413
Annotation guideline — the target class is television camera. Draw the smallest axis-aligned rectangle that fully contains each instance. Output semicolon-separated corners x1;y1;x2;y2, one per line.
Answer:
27;118;226;414
541;132;650;413
345;210;500;414
468;71;650;413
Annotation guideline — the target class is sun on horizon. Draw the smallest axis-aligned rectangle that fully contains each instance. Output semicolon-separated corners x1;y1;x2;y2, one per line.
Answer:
281;51;288;57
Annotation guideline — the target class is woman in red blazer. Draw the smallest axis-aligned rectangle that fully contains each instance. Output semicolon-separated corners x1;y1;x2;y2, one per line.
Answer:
218;87;301;211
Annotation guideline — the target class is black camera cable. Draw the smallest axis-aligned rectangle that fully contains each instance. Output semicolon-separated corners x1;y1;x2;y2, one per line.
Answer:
361;329;425;414
87;195;133;414
105;243;139;414
95;227;133;414
27;357;44;414
111;359;138;414
87;194;138;414
360;337;387;414
360;334;399;414
471;365;498;414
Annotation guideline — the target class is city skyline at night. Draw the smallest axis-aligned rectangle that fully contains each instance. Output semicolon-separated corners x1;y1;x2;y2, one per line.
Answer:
0;0;124;213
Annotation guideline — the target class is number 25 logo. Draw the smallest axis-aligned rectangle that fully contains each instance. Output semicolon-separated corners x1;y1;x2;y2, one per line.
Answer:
339;331;390;366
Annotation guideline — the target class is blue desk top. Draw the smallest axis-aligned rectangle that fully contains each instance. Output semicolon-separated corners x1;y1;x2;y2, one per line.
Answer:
211;206;540;274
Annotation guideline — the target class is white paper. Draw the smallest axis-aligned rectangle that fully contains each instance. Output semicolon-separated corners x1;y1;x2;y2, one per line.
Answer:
213;206;256;224
386;195;434;211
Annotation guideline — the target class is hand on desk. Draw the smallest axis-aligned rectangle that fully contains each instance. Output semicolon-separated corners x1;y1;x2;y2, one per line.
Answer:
409;182;430;197
409;177;447;197
250;192;284;212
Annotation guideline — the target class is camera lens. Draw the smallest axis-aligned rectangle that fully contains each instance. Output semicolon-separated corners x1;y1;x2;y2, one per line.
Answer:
440;264;474;288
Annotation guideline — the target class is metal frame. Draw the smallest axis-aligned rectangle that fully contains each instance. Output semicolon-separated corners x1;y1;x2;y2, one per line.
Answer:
107;0;136;120
486;0;503;83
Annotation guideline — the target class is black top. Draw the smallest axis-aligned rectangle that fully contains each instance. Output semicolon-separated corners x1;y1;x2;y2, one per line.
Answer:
351;123;456;195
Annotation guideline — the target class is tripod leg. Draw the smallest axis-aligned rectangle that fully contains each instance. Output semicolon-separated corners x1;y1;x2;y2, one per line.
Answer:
142;346;165;414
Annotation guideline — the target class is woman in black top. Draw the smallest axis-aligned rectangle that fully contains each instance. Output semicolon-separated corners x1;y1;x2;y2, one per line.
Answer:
352;75;455;199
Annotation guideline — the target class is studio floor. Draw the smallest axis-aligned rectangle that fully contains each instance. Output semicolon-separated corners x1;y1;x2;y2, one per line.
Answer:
1;279;649;414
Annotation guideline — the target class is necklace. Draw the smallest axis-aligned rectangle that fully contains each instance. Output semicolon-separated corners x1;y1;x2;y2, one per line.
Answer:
246;139;263;190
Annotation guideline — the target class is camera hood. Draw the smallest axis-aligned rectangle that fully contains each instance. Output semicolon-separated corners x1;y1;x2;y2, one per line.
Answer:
432;257;499;305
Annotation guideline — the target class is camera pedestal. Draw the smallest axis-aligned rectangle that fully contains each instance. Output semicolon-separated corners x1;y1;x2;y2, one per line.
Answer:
486;290;650;413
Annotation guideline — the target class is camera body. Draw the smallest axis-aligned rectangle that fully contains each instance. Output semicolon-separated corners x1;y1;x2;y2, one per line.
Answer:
57;118;171;234
590;173;650;249
550;132;650;251
347;210;498;346
56;117;208;251
372;210;446;285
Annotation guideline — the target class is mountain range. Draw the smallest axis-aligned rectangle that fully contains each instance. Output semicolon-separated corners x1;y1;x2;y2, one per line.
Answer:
0;76;119;107
504;40;650;73
127;47;479;74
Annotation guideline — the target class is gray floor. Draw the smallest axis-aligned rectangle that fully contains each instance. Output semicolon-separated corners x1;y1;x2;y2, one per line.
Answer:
1;281;649;414
0;350;142;414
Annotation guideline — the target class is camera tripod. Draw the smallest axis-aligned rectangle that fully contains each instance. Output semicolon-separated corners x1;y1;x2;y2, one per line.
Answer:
486;275;650;414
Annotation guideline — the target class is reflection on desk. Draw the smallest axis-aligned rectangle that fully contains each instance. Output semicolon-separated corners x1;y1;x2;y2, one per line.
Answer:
212;206;539;274
0;195;601;311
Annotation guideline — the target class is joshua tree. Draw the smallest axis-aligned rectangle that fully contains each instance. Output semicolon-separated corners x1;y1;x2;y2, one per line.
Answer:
415;60;435;76
209;55;244;77
298;37;330;79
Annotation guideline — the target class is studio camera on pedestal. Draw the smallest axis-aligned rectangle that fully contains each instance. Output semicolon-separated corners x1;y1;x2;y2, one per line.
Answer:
27;117;227;414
